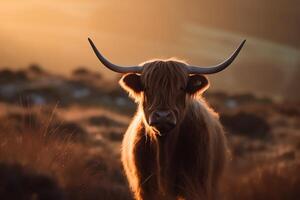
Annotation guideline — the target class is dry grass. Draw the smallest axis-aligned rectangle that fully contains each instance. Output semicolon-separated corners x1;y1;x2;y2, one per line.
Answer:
0;109;131;200
0;105;299;200
222;162;300;200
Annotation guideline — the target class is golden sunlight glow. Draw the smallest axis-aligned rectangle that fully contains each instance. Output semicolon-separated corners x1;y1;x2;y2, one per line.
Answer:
0;0;299;98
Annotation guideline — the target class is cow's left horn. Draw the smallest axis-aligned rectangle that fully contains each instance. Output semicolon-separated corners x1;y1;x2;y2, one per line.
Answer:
88;38;143;73
187;40;246;74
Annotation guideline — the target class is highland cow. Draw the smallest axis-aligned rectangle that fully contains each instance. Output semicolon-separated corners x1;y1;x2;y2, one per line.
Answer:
88;38;245;200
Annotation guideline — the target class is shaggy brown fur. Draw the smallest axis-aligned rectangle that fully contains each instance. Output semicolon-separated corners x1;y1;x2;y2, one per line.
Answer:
120;59;228;200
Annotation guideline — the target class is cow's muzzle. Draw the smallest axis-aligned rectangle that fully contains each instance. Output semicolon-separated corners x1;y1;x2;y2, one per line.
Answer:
149;110;176;134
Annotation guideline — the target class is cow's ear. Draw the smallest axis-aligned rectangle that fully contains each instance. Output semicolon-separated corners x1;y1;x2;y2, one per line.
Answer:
119;73;143;99
186;75;209;95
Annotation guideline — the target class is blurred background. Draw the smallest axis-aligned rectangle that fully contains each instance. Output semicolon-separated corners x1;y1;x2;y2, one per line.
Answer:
1;0;300;100
0;0;299;200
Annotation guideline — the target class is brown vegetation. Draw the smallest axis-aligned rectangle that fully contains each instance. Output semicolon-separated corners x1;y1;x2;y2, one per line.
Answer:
0;67;299;199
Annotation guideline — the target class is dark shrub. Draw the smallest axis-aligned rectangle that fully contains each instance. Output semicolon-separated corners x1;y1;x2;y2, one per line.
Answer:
72;67;102;79
275;103;300;117
107;131;123;141
0;69;28;83
88;115;125;127
72;67;90;76
28;64;45;74
221;112;270;138
0;163;64;200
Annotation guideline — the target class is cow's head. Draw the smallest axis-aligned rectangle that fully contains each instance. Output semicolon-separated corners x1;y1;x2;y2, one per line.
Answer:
88;38;245;135
119;60;211;134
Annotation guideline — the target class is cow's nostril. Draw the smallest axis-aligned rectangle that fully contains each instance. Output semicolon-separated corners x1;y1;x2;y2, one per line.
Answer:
155;111;171;119
153;111;160;118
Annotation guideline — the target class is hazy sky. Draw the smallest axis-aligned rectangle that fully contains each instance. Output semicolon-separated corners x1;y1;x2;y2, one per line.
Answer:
0;0;299;100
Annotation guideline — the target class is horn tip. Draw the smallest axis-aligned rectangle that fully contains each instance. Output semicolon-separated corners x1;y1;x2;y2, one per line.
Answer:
88;38;96;49
237;39;246;51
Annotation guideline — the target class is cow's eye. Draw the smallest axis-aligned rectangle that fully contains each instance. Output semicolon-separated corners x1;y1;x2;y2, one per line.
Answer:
180;87;185;91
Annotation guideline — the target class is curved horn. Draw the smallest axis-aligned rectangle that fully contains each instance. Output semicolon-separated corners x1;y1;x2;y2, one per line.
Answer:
88;38;143;73
187;40;246;74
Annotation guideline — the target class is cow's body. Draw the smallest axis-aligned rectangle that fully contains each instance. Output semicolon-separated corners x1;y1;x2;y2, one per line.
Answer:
122;99;228;200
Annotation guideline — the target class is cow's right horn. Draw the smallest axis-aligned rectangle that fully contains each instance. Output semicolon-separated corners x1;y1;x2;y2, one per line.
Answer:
88;38;143;73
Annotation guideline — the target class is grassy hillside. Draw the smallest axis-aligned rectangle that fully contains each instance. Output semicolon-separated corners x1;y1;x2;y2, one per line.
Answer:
0;67;299;199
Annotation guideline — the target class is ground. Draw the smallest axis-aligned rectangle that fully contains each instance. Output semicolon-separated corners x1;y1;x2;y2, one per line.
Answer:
0;66;299;200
